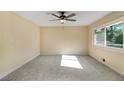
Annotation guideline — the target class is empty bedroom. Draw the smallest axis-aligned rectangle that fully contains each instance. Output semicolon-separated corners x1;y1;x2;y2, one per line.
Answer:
0;11;124;81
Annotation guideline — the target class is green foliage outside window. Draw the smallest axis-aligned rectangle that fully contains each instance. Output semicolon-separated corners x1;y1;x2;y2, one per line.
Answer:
95;22;123;48
106;23;123;48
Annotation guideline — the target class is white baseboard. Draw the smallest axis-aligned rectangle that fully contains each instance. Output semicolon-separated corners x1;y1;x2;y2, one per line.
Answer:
0;53;40;80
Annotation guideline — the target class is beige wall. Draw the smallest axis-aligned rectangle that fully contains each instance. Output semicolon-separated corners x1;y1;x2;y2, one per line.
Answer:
40;26;88;55
89;11;124;76
0;12;40;78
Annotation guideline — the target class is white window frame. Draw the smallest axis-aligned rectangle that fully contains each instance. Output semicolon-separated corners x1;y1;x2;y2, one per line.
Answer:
93;17;124;53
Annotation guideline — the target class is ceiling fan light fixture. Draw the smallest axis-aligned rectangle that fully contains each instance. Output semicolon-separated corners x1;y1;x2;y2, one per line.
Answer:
60;19;66;24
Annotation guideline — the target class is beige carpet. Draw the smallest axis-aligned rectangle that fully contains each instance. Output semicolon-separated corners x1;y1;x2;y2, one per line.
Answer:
1;55;124;81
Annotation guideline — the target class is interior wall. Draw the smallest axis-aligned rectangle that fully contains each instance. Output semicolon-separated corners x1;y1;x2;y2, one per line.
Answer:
0;12;40;78
40;26;88;55
89;11;124;76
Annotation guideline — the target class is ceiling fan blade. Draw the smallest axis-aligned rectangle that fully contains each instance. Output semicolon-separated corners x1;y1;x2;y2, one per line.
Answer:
66;13;76;18
66;19;76;21
51;14;60;18
49;19;60;21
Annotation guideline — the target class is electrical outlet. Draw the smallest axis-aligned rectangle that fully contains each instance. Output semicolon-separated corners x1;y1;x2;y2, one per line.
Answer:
102;58;105;62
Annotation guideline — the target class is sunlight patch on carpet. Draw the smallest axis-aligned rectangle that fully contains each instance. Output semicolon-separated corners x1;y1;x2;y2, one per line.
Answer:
61;55;83;69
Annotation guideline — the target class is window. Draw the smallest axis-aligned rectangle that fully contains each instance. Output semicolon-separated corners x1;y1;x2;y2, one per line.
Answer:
94;28;105;46
106;22;123;48
94;21;124;49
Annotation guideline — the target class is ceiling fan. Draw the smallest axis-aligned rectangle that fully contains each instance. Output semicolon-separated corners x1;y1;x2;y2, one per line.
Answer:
49;11;76;24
